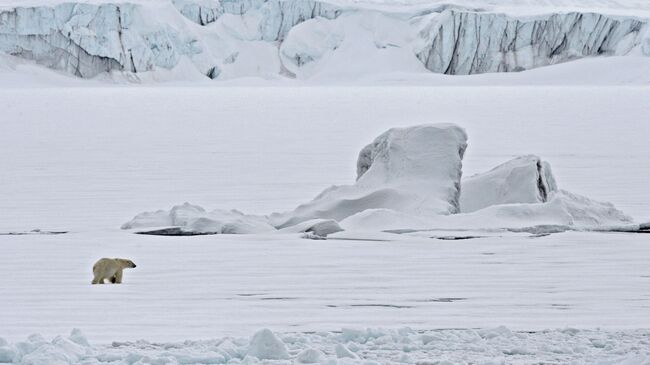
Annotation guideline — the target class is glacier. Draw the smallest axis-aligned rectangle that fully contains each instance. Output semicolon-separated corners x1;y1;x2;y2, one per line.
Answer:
416;10;648;74
0;0;648;80
0;2;212;78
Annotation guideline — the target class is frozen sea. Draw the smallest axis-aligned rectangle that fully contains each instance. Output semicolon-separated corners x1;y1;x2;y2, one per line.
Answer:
1;86;650;363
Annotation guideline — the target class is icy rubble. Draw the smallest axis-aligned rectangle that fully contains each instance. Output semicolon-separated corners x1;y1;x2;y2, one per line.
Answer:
2;327;650;364
123;123;634;235
0;0;648;79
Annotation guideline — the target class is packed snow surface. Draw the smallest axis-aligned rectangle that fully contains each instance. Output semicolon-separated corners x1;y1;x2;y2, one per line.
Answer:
4;229;650;346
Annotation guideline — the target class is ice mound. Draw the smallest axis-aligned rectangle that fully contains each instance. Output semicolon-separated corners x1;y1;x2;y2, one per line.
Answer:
247;328;289;360
339;153;631;232
122;202;275;234
270;124;468;228
460;155;557;213
123;124;635;235
340;179;632;232
295;347;324;363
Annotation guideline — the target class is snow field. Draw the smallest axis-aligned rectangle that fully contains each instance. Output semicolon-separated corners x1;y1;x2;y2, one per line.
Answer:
2;230;650;345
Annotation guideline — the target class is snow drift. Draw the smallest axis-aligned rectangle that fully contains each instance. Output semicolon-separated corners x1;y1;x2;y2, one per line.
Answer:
0;0;648;80
123;123;634;235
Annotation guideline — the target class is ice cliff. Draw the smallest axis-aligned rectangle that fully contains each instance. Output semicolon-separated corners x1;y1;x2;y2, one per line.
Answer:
0;0;648;80
172;0;341;41
416;11;648;74
0;2;211;78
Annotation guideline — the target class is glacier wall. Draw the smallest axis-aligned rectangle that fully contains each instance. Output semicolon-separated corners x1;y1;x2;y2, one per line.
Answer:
0;0;648;80
172;0;341;41
417;10;648;74
0;3;205;78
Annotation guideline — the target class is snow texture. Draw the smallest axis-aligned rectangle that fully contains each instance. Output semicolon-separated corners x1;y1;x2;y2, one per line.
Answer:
0;0;648;80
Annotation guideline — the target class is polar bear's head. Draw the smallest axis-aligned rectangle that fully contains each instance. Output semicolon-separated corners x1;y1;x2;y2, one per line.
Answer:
115;258;137;268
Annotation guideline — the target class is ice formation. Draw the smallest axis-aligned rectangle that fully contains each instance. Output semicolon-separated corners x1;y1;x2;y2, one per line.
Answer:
270;124;468;228
123;123;636;235
247;328;289;360
460;155;557;213
121;202;276;234
417;11;648;74
0;0;648;80
0;2;212;78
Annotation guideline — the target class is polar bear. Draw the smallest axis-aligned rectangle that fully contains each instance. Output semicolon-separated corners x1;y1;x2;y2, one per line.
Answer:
92;258;136;284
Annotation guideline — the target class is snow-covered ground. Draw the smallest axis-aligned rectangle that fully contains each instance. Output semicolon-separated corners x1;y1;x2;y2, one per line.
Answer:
1;85;650;362
2;23;650;359
3;231;650;364
4;230;650;342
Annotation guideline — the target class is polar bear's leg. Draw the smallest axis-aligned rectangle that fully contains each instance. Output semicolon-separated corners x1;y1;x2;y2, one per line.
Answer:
92;271;104;284
114;269;123;284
